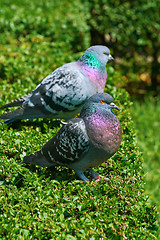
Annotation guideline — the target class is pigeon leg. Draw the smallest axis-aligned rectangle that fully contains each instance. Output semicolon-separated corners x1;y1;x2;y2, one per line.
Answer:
89;168;101;182
75;170;90;182
89;168;110;182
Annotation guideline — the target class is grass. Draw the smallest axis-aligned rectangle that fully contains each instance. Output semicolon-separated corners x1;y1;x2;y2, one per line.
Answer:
131;95;160;222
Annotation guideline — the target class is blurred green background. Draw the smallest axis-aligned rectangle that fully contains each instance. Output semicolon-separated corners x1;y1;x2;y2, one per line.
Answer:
0;0;159;238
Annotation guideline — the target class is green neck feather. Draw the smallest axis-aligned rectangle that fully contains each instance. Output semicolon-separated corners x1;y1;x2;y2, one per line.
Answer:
80;52;103;69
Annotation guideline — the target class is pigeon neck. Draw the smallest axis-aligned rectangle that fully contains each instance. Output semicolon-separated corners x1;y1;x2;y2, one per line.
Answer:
77;56;107;91
81;104;113;120
78;52;104;71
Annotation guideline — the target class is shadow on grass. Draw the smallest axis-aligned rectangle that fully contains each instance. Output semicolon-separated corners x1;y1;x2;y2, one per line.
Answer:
5;118;63;132
22;164;76;183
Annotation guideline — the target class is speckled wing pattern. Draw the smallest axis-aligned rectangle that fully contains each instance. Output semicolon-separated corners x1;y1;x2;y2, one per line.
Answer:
0;93;31;109
24;63;91;115
41;118;90;165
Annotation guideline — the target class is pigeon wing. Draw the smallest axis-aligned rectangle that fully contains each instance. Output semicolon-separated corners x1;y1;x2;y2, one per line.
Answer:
41;118;90;165
23;63;90;115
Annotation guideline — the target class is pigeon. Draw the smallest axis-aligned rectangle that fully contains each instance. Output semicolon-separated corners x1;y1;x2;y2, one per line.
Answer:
21;93;122;182
0;45;113;124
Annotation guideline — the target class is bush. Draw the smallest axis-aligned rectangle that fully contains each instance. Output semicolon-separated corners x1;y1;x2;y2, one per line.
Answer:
0;0;90;89
0;0;159;238
0;73;159;239
87;0;160;89
0;0;90;51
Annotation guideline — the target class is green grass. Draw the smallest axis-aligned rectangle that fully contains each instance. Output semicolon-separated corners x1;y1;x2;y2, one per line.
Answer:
131;96;160;211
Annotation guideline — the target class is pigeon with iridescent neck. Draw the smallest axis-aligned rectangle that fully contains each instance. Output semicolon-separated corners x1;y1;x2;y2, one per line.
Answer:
0;46;113;124
21;93;122;182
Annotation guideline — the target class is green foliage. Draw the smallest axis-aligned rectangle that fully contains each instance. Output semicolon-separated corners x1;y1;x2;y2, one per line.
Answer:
0;0;90;51
0;76;159;238
0;0;159;238
0;0;90;90
87;0;160;89
131;97;160;208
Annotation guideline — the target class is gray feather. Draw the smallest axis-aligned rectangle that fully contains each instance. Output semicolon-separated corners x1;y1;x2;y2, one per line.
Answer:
41;118;90;165
0;106;45;121
0;93;31;109
22;150;55;167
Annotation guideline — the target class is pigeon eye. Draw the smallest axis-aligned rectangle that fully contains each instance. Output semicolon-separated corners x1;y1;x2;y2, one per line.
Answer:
100;99;105;104
103;52;108;56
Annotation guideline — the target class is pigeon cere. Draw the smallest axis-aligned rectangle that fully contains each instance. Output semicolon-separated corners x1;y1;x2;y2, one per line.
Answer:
21;93;122;182
0;45;113;124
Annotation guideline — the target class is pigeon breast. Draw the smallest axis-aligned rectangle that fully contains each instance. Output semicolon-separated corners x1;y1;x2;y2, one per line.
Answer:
84;110;122;157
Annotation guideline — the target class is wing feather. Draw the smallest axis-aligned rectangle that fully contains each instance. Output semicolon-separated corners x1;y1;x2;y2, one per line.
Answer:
23;63;91;114
42;118;90;165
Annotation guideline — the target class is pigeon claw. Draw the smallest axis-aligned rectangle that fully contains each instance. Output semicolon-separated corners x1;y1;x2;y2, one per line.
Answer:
89;168;101;181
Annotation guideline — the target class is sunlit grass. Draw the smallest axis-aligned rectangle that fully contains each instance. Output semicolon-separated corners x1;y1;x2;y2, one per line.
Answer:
131;96;160;212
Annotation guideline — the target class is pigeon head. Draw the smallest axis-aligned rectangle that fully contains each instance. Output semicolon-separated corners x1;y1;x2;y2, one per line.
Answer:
80;93;119;117
79;45;113;70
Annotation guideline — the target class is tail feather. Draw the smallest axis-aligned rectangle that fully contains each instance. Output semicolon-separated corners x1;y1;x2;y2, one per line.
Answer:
0;94;31;109
0;107;25;120
0;106;45;123
21;150;55;167
0;119;16;125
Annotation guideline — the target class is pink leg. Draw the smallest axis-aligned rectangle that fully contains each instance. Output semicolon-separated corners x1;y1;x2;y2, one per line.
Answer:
89;168;109;182
89;168;100;182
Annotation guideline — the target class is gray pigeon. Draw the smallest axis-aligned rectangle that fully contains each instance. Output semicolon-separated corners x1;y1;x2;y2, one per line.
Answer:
0;46;113;124
21;93;122;182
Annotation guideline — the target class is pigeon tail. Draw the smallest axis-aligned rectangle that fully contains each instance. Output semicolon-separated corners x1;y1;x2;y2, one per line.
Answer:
21;150;55;167
0;94;30;109
0;106;45;122
0;119;16;125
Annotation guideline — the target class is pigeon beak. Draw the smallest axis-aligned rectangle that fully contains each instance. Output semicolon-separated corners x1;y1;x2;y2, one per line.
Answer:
110;102;119;110
108;54;114;61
